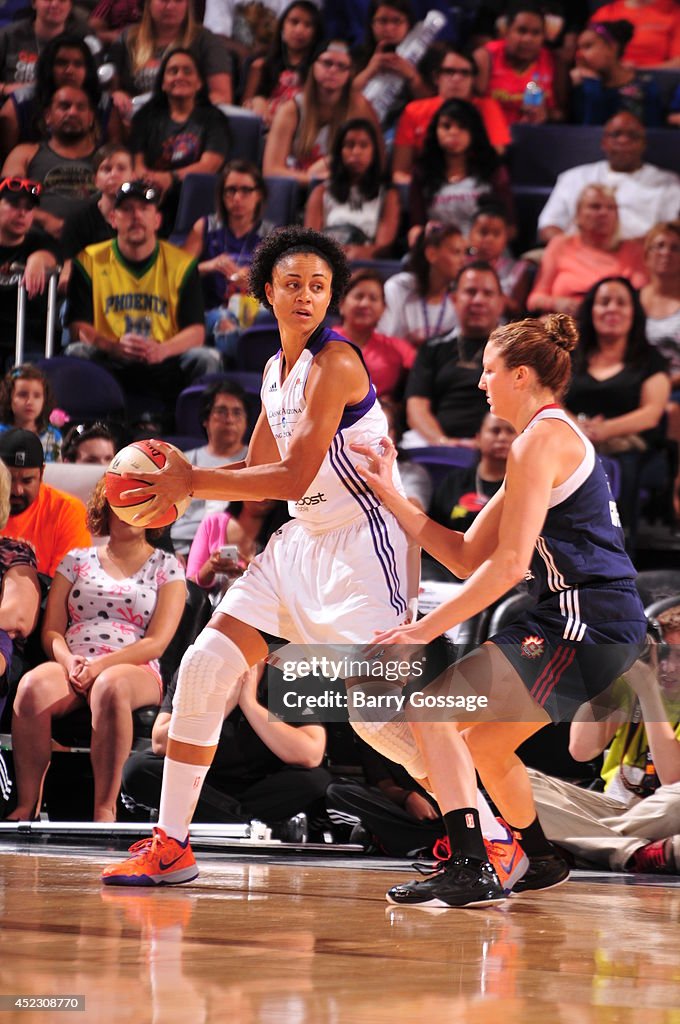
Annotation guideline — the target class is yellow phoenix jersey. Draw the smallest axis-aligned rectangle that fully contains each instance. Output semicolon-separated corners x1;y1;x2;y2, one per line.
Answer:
74;239;197;343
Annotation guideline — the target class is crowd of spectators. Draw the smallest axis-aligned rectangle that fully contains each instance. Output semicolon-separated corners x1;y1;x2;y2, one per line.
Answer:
0;0;677;866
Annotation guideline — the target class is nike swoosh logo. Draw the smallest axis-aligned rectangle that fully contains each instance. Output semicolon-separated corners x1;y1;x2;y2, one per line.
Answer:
498;849;521;874
159;852;186;870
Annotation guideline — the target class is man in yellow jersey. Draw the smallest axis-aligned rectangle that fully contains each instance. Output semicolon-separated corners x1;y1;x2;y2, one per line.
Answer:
65;179;221;419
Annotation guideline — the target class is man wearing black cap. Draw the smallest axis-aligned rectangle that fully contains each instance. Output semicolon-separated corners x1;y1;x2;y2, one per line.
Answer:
64;178;221;418
0;177;58;369
0;428;91;577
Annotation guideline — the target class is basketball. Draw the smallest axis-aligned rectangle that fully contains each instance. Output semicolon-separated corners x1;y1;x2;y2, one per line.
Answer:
105;439;192;528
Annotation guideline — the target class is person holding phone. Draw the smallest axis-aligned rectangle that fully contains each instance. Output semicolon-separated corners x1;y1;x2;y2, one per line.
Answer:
186;499;288;597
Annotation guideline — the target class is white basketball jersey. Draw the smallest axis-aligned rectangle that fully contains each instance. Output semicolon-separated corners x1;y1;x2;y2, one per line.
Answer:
261;326;404;531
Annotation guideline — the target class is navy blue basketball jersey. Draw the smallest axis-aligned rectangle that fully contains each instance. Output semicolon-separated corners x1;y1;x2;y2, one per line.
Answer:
525;408;635;602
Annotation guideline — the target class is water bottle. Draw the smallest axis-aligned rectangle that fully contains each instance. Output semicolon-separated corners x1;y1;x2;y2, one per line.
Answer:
363;9;447;126
522;75;545;121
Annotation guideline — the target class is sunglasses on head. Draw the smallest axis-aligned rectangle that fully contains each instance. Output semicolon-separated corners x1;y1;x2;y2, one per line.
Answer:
0;177;42;199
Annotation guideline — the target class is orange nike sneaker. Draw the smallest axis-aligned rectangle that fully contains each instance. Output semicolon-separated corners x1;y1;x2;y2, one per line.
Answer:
485;821;529;895
101;827;198;887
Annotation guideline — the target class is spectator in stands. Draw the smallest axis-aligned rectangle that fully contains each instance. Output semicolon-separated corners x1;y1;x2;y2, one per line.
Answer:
109;0;233;122
1;84;98;240
429;412;517;531
0;427;91;576
0;177;58;370
170;380;249;559
187;498;287;595
262;39;379;186
121;657;330;836
88;0;143;47
0;460;41;721
409;99;513;245
466;199;533;319
381;396;432;512
59;143;133;292
65;179;220;421
377;222;465;347
8;476;185;822
590;0;680;69
61;420;116;465
129;48;230;236
567;275;670;544
403;261;505;447
537;110;680;243
640;220;680;516
473;1;564;126
304;117;400;261
527;183;647;316
352;0;431;130
0;34;123;163
335;268;415;403
392;44;511;184
529;604;680;874
241;1;323;127
570;20;664;127
0;0;87;91
182;160;267;351
0;364;62;461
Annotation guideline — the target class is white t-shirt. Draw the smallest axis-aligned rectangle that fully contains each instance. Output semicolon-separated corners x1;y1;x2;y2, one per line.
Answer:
537;160;680;240
646;308;680;378
378;271;458;347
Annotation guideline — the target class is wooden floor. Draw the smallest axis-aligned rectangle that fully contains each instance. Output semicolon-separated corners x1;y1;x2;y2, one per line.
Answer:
0;844;679;1024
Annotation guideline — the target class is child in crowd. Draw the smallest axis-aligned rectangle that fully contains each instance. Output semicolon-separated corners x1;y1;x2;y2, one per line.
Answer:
466;200;534;319
0;364;62;461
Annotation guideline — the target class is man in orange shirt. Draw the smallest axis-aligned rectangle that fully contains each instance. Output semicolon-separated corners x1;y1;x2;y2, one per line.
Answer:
0;429;91;576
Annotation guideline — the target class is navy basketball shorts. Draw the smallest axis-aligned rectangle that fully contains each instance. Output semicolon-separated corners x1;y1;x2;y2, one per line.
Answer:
490;579;647;723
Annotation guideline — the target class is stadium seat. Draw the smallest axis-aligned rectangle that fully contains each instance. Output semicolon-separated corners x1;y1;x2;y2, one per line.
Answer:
635;569;680;610
218;105;265;163
235;324;281;373
405;445;478;486
263;175;300;227
36;357;126;421
169;172;218;244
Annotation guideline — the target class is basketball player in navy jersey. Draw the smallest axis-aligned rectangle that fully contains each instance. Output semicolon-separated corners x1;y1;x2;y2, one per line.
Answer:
353;313;648;909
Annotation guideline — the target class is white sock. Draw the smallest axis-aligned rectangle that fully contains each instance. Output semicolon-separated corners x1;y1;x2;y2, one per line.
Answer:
158;759;210;842
477;790;506;841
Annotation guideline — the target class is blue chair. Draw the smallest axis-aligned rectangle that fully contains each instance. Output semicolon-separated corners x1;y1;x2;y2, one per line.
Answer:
263;176;300;227
169;173;218;245
218;105;265;163
235;325;281;373
36;356;126;421
349;258;403;280
405;445;478;486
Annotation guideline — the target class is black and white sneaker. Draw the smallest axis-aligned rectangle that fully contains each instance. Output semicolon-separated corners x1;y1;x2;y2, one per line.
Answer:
512;853;570;893
386;856;506;909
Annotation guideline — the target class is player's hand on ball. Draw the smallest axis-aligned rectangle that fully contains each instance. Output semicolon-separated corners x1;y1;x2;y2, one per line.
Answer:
120;442;193;525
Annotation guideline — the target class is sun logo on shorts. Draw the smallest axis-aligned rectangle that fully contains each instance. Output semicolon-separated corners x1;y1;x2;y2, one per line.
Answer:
521;635;544;659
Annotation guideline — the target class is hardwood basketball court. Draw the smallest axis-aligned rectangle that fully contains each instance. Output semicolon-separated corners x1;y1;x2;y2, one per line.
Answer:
0;834;678;1024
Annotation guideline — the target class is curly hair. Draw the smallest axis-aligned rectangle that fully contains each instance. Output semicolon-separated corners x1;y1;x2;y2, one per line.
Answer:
248;226;351;312
0;364;55;433
87;477;166;540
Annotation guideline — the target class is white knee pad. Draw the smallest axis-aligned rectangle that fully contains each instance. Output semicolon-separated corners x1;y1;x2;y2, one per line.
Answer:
169;628;249;748
349;717;427;781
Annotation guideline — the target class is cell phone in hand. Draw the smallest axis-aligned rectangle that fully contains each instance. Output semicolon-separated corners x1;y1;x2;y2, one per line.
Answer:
219;545;240;562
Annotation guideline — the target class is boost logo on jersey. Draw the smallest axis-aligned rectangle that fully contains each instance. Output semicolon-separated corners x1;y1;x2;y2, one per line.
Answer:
295;492;327;507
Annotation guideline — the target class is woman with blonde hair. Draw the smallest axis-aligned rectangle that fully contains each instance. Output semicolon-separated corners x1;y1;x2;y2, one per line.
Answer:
527;183;647;317
8;477;185;821
263;39;379;185
109;0;233;121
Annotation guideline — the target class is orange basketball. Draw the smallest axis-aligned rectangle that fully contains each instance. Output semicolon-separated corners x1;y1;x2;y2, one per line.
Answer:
105;440;191;529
